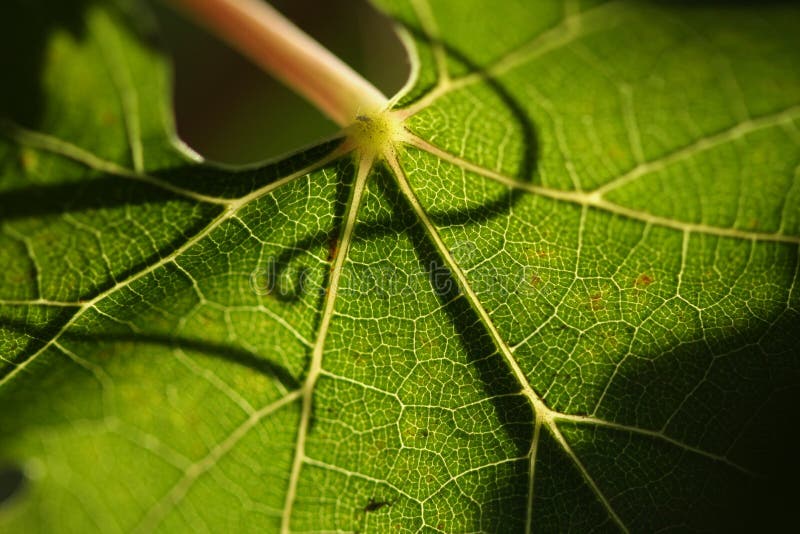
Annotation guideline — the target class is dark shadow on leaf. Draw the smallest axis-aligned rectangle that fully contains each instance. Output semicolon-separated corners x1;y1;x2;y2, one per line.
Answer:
148;139;345;199
0;466;25;509
0;182;223;314
0;138;345;212
398;26;538;184
0;318;300;391
375;167;534;531
0;306;78;378
396;12;800;531
731;385;800;531
570;311;800;531
303;156;354;434
0;175;200;221
253;158;354;305
251;187;524;304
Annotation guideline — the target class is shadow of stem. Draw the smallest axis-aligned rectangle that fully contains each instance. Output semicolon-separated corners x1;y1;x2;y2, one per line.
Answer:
0;318;301;391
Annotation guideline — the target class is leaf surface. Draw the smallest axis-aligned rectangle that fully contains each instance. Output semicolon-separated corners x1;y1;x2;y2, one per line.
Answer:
1;0;800;532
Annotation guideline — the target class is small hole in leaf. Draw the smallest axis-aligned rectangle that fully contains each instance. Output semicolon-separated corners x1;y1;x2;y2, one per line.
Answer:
158;0;409;164
0;466;26;507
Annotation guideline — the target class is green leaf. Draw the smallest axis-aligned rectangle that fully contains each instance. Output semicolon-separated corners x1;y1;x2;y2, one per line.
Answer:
2;0;800;532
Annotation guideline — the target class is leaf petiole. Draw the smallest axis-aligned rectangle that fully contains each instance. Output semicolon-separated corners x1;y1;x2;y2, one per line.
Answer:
169;0;390;126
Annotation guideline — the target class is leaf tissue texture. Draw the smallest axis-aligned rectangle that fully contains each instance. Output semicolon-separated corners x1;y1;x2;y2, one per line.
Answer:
1;0;800;532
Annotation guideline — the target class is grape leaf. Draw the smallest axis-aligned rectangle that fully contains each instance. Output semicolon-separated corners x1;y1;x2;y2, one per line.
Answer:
2;0;800;532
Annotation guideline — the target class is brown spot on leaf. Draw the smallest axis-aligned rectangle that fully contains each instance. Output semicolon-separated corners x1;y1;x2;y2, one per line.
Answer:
101;111;117;126
18;149;37;172
635;273;654;287
327;232;338;262
589;292;604;310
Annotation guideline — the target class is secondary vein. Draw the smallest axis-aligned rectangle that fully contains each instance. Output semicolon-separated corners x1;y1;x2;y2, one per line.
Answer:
386;148;630;531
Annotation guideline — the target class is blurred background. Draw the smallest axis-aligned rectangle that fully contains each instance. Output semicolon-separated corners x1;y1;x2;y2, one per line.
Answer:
153;0;409;165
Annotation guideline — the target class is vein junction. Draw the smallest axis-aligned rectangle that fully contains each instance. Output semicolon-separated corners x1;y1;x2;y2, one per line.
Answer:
3;0;795;529
2;101;773;532
280;107;761;531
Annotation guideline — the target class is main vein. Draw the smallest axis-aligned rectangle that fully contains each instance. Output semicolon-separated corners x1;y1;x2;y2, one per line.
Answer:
280;152;374;533
387;148;629;532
